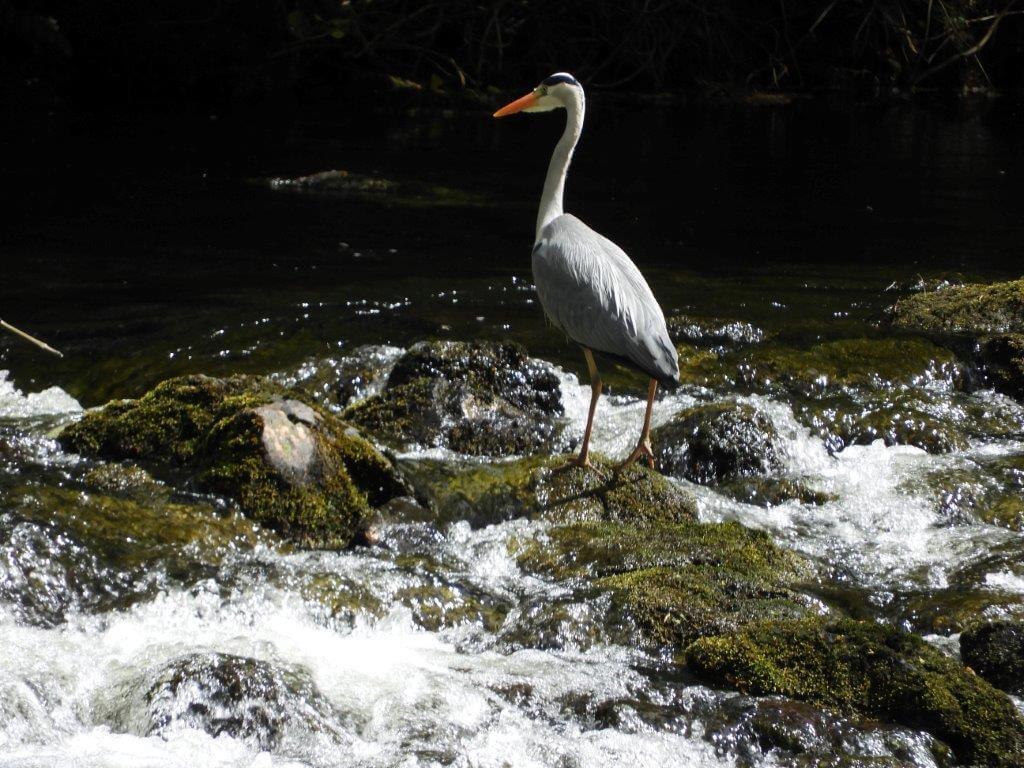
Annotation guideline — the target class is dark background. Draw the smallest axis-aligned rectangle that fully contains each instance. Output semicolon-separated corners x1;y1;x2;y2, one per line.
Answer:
3;0;1024;112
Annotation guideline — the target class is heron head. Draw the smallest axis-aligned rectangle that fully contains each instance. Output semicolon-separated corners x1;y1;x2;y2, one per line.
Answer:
493;73;582;118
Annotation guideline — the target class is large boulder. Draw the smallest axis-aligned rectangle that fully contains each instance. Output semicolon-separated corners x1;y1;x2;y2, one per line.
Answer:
961;620;1024;695
344;340;564;456
979;334;1024;400
685;617;1024;768
653;400;781;484
59;375;403;548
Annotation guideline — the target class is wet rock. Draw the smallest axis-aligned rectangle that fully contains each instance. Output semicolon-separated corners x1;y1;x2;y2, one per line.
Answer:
666;313;768;349
921;455;1024;531
344;340;564;456
979;334;1024;400
685;617;1024;767
719;476;836;507
888;280;1024;401
517;520;811;648
60;375;404;548
142;653;339;751
278;345;403;411
0;483;262;625
653;400;781;484
702;695;953;768
796;390;970;454
961;620;1024;696
890;279;1024;336
402;454;697;528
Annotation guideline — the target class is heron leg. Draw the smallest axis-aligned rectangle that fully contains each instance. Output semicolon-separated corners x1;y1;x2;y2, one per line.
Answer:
555;348;601;472
616;378;658;473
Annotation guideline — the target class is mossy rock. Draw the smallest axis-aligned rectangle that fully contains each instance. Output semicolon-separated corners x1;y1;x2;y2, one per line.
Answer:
59;375;403;548
961;620;1024;695
685;617;1024;767
343;340;564;456
739;338;963;395
61;375;273;466
518;520;811;648
890;279;1024;336
277;345;403;411
402;454;697;529
920;457;1024;531
653;400;781;484
719;476;837;507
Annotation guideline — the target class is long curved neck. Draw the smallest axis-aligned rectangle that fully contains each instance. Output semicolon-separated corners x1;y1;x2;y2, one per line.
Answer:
536;94;584;239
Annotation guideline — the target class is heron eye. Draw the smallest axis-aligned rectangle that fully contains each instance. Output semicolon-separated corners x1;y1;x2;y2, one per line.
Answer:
536;86;547;97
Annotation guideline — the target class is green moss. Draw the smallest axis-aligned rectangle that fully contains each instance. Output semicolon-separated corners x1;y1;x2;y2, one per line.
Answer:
685;617;1024;767
518;520;810;647
741;338;962;394
404;454;697;528
197;410;369;549
343;376;439;447
890;279;1024;336
60;375;274;465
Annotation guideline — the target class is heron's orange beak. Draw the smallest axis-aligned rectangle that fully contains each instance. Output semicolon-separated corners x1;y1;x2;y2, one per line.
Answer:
493;91;539;118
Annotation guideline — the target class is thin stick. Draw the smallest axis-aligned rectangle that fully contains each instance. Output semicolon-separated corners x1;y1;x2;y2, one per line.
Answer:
0;319;64;358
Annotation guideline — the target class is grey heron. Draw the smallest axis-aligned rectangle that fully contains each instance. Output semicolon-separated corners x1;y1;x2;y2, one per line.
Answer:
494;73;679;471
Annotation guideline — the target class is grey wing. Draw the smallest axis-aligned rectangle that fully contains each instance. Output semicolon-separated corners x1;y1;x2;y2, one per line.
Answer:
532;214;680;385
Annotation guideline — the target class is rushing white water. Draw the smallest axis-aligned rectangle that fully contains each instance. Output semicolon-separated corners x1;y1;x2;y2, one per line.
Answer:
0;359;1020;767
0;371;81;420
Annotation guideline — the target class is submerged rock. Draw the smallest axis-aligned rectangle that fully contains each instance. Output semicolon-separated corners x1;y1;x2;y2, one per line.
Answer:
403;454;697;528
719;476;836;507
796;389;970;454
518;520;812;648
666;313;768;349
960;620;1024;696
685;617;1024;768
652;400;781;484
142;653;340;751
60;375;403;548
740;338;963;395
344;340;564;456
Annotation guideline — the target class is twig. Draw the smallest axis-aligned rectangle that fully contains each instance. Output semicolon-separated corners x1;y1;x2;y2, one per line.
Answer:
0;319;63;358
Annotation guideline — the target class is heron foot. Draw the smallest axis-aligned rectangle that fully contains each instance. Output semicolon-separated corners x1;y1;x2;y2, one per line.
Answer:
614;439;655;474
552;453;593;474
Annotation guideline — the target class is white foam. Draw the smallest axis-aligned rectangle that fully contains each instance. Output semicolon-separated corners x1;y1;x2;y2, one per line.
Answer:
0;371;81;420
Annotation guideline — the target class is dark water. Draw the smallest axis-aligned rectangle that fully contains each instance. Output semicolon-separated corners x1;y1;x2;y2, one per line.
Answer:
2;99;1022;403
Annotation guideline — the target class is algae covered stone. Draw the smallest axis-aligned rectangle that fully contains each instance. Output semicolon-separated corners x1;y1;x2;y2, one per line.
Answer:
402;454;697;528
685;617;1024;767
59;374;403;548
519;520;811;648
343;340;564;456
961;620;1024;696
890;279;1024;336
653;400;781;484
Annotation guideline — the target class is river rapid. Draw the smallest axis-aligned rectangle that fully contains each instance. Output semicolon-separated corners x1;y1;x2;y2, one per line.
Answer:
1;100;1023;766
